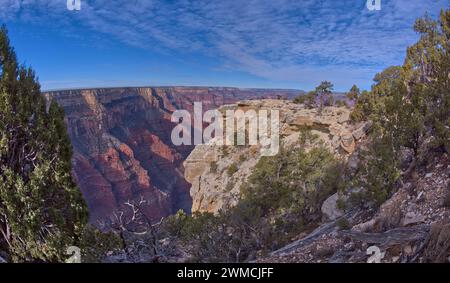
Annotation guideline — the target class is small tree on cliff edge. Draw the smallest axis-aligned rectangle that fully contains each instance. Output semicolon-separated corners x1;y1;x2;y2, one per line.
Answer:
346;84;360;102
0;26;88;262
293;81;334;110
315;81;334;110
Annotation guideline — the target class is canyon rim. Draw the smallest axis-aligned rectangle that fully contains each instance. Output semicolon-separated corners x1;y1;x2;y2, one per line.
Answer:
44;87;298;226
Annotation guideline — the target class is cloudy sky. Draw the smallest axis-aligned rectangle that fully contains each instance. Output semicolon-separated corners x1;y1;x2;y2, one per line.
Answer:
0;0;448;91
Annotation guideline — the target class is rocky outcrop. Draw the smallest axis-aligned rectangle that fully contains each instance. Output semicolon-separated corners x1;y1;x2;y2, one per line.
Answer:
184;99;372;214
45;87;298;226
256;152;449;263
321;193;345;221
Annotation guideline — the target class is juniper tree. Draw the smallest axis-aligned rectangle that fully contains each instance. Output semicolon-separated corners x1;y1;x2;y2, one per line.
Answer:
0;26;88;262
349;10;449;206
367;10;449;157
315;81;334;110
346;84;360;102
403;10;450;153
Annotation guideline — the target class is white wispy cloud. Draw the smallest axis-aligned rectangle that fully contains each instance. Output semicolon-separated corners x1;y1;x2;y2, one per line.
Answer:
0;0;448;90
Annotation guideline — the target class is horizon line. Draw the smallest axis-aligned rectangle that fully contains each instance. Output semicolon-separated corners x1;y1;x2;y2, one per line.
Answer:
42;85;306;93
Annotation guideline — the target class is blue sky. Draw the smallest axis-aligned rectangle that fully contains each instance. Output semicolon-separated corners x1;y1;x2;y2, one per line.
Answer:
0;0;447;91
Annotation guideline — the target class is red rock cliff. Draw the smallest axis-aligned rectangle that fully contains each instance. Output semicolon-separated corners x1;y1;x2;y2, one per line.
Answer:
44;87;298;226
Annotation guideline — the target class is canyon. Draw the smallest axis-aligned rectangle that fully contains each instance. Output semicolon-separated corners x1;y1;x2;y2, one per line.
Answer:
44;87;299;226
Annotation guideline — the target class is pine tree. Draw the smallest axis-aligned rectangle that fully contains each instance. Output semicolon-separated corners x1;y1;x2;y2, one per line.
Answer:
346;84;360;101
403;10;450;153
349;9;449;207
0;26;88;262
315;81;334;110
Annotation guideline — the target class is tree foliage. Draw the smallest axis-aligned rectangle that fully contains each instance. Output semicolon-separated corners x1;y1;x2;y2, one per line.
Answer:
349;9;449;206
352;10;449;154
346;84;361;101
0;26;88;262
163;133;345;262
293;81;335;109
315;81;334;109
293;91;315;108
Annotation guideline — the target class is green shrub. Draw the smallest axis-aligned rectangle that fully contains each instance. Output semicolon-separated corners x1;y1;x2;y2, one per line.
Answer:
227;163;239;176
293;94;307;104
298;126;319;146
239;154;247;163
240;144;343;243
293;91;315;108
162;210;190;238
336;197;347;211
336;218;352;231
351;133;400;207
225;180;235;192
335;100;346;107
160;143;346;262
79;225;123;263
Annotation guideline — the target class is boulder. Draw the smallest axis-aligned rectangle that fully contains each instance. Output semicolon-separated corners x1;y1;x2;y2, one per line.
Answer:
347;153;360;174
338;112;350;124
329;123;344;136
401;212;425;227
184;144;218;184
340;133;355;153
331;135;341;149
352;127;365;141
352;121;372;140
315;116;335;126
352;219;376;233
321;193;345;221
399;148;414;170
289;115;314;127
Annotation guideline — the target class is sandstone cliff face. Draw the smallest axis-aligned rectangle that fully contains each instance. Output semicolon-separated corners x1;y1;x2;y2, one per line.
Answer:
45;87;297;225
184;99;372;214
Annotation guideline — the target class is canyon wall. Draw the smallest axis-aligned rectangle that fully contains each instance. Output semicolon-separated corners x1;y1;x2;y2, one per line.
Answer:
44;87;298;226
184;99;372;214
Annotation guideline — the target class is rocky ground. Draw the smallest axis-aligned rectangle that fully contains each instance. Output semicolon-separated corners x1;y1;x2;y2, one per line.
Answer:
256;153;450;263
182;99;449;263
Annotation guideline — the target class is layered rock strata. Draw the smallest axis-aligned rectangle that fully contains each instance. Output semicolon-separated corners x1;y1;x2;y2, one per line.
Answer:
45;87;298;225
184;99;371;213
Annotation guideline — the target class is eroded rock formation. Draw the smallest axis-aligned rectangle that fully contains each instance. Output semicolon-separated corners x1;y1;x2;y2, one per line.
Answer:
184;99;372;214
44;87;298;226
